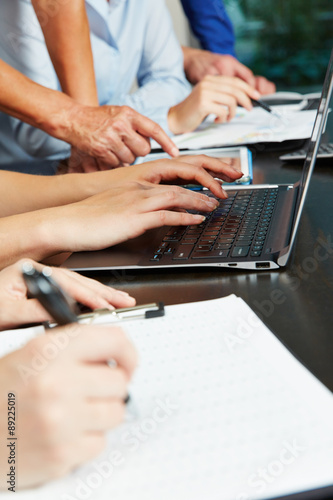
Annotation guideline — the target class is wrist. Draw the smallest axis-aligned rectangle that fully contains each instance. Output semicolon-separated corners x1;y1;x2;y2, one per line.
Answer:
167;106;181;135
41;94;85;144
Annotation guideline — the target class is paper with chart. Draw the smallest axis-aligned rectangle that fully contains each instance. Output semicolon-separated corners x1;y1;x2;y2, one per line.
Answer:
161;107;317;150
3;294;333;500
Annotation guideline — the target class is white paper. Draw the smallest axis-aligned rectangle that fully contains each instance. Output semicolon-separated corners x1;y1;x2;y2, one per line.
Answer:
5;295;333;500
152;108;317;151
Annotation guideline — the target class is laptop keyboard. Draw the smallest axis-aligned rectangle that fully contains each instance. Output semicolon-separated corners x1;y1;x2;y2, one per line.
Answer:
150;188;279;262
280;142;333;161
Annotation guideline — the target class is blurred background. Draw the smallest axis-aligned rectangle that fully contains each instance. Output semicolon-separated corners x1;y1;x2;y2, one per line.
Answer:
166;0;333;92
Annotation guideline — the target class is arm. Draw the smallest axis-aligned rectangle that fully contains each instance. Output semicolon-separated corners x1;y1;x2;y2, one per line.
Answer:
0;59;177;165
31;0;98;106
0;156;242;217
0;153;246;269
0;183;215;268
180;0;236;56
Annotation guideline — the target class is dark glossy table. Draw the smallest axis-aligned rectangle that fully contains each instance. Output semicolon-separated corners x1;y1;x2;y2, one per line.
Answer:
75;141;332;391
2;136;333;500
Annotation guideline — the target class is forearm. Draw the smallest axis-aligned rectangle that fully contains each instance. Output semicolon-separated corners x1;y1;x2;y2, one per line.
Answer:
0;170;104;217
0;210;64;269
31;0;98;106
0;60;83;142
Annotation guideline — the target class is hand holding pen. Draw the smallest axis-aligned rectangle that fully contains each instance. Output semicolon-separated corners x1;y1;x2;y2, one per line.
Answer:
21;262;164;410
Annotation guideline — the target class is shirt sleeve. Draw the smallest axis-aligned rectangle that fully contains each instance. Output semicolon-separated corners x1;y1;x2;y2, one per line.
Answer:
0;1;71;162
106;0;191;135
180;0;236;57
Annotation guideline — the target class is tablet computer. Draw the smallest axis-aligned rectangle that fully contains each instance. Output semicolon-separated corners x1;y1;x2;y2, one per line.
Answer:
135;146;253;185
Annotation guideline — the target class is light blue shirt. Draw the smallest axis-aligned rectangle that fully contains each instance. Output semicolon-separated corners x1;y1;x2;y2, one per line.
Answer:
0;0;190;164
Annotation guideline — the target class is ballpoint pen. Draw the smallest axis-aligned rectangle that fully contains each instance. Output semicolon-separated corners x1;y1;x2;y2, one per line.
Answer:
251;98;284;120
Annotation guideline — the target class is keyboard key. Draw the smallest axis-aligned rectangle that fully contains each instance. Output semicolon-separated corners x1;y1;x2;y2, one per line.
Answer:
231;246;250;258
187;229;202;235
217;236;234;242
215;243;232;250
251;250;262;257
150;254;161;262
196;245;212;251
235;240;252;247
182;239;198;245
173;246;192;260
192;250;229;259
163;235;182;242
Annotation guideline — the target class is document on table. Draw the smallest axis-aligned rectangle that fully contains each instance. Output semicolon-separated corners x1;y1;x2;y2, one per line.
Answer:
1;295;333;500
152;107;317;150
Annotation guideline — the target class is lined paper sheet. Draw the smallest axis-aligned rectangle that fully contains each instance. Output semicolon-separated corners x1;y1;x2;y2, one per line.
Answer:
1;295;333;500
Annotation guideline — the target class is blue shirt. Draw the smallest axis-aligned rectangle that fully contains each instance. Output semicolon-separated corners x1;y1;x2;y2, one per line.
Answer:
0;0;190;164
180;0;236;57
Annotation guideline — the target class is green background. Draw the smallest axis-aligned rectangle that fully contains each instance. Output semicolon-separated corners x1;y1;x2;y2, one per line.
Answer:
224;0;333;91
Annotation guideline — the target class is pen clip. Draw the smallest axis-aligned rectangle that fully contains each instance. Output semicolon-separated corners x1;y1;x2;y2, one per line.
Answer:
77;302;165;324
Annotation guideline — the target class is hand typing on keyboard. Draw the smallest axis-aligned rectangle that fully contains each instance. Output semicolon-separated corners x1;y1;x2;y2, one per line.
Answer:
90;154;243;200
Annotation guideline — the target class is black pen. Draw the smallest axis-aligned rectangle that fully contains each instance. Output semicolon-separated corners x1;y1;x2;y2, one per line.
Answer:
251;98;283;120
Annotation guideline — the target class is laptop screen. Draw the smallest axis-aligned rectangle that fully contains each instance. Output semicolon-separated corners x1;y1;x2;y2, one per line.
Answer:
279;50;333;265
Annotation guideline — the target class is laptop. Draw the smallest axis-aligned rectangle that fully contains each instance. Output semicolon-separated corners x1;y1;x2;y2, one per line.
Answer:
64;51;333;273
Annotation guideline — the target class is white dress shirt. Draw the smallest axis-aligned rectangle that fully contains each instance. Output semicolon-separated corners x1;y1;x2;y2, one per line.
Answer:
0;0;190;164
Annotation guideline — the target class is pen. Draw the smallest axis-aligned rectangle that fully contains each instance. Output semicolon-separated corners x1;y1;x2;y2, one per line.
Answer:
251;98;283;119
22;262;78;326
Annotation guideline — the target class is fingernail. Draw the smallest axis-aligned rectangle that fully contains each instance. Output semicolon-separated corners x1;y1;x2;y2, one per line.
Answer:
117;290;130;296
194;215;206;222
171;147;179;157
221;189;228;198
206;199;218;208
253;90;261;99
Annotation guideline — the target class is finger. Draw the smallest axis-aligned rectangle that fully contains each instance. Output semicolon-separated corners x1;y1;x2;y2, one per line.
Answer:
199;91;237;120
133;115;179;157
83;399;125;431
148;160;226;198
140;186;219;214
122;131;151;158
49;268;136;310
175;155;244;182
214;83;254;110
206;75;259;98
106;132;136;165
138;210;207;233
255;76;276;95
75;366;128;399
96;149;121;168
73;156;99;174
60;326;138;378
233;61;256;87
